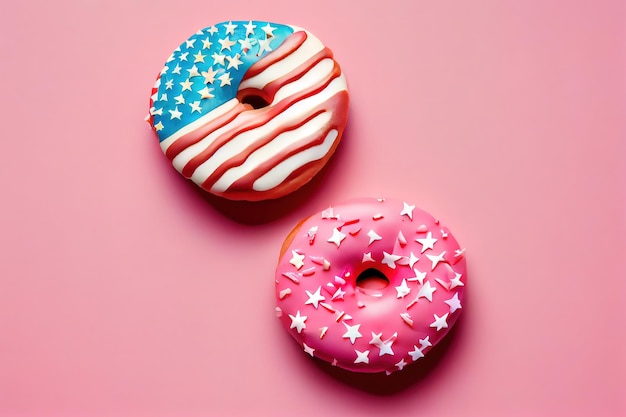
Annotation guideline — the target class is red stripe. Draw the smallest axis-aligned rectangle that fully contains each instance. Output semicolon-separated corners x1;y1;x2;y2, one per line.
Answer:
164;102;248;161
242;31;308;80
238;47;334;106
184;59;343;181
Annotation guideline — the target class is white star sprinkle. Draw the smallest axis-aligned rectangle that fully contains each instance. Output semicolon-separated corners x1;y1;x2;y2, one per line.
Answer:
257;37;273;54
367;229;382;245
354;349;370;364
400;202;415;220
174;94;185;104
261;22;277;37
197;86;214;99
303;343;315;357
193;51;206;63
416;232;438;253
327;228;346;247
426;251;446;271
211;52;226;65
369;332;395;356
382;251;402;269
449;272;464;289
304;287;325;309
430;312;449;331
189;101;202;113
289;250;305;270
218;36;236;51
419;336;432;350
223;21;237;35
362;252;375;263
395;358;408;370
444;292;462;313
218;72;232;87
395;279;411;298
201;37;212;49
185;38;196;49
409;345;425;361
342;323;362;344
238;37;254;52
289;311;307;333
179;79;193;91
226;53;243;70
415;280;437;302
408;252;420;268
201;67;218;84
331;287;346;301
168;106;182;120
406;268;427;285
244;21;256;36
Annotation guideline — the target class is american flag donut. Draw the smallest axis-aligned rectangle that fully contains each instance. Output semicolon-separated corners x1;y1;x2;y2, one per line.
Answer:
275;198;467;374
147;21;349;201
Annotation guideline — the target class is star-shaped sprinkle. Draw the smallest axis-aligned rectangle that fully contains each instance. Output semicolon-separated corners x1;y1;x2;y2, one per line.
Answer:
327;228;346;247
415;280;437;302
226;53;243;70
407;252;420;268
223;21;237;35
238;37;254;51
419;336;432;350
430;312;449;331
168;106;182;120
289;311;307;333
218;72;232;87
342;323;362;344
362;252;374;263
218;36;236;51
207;25;218;35
369;332;395;356
331;287;346;301
189;101;202;113
409;345;425;361
416;232;438;253
304;286;325;309
154;121;164;131
257;37;273;54
303;343;315;357
179;51;189;61
449;272;464;289
400;202;415;220
382;251;402;269
201;37;212;49
179;79;193;91
367;230;382;245
426;251;446;271
165;79;174;89
174;94;185;104
444;292;462;313
197;86;214;99
395;358;408;370
172;63;182;74
185;38;196;49
193;51;206;63
261;22;277;37
244;20;256;36
201;67;218;84
406;268;427;285
211;52;226;65
354;349;370;364
289;250;305;270
395;279;411;298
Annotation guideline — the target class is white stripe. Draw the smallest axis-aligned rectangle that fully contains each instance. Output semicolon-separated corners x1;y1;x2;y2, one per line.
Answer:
160;98;239;153
172;59;336;174
189;75;346;186
238;30;325;90
210;111;332;192
253;129;338;192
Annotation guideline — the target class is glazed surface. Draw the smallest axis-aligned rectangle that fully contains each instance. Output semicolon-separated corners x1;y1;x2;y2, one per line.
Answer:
147;21;349;201
275;198;467;373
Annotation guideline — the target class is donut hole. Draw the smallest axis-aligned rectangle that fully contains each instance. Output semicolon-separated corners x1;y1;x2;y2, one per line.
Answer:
356;268;390;291
240;94;270;109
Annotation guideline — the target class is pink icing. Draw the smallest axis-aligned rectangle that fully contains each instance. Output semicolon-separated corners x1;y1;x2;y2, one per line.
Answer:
275;197;467;374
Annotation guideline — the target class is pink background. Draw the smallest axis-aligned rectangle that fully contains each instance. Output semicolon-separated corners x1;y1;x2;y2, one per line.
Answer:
1;0;625;416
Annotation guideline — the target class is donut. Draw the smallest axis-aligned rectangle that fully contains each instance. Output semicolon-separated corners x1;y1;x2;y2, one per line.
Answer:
275;198;467;374
146;20;349;201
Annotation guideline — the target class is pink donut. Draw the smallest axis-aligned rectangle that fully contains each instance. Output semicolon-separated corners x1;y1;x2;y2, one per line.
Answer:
275;198;467;374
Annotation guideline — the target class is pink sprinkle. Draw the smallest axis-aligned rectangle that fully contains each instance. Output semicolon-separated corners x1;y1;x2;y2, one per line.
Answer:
279;288;292;299
275;307;283;317
282;272;301;284
334;275;346;285
417;224;428;233
400;312;414;327
321;302;336;313
373;214;384;220
335;311;345;322
324;282;336;294
319;327;328;339
397;231;407;247
301;267;316;276
441;229;448;238
357;301;366;308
